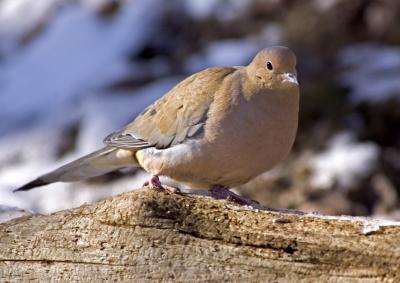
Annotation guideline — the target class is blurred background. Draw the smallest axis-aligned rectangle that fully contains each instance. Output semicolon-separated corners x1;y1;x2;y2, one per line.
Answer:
0;0;399;219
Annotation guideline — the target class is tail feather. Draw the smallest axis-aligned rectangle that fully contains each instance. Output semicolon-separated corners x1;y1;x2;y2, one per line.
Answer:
14;147;138;192
13;178;50;192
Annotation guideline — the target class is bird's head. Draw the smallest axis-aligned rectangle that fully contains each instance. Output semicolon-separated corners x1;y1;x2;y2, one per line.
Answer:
248;46;299;92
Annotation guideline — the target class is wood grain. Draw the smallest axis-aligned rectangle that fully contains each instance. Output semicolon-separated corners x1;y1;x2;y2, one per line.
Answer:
1;188;399;282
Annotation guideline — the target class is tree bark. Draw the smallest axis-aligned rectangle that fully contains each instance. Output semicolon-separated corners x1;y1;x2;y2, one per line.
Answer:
0;188;399;282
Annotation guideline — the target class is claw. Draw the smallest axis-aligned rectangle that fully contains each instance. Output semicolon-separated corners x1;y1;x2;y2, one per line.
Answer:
147;175;181;193
209;185;255;206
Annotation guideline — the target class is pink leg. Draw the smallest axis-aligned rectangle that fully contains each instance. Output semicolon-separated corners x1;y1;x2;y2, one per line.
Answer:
209;185;256;206
150;175;164;190
144;175;180;193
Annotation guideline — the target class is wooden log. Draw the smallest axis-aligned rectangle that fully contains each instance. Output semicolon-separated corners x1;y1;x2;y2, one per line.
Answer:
0;188;399;282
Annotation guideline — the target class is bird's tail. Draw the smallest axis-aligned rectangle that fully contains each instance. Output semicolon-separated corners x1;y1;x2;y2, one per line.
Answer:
14;147;138;192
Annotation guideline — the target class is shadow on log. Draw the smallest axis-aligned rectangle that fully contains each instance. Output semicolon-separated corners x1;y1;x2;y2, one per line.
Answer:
0;188;399;282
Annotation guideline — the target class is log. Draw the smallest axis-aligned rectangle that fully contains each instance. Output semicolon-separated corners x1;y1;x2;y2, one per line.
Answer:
0;188;399;282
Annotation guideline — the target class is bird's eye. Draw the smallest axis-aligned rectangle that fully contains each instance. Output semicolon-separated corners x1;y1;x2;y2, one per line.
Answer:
266;61;273;70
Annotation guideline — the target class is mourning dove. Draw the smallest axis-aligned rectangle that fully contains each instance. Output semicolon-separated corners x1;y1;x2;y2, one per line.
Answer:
15;46;299;204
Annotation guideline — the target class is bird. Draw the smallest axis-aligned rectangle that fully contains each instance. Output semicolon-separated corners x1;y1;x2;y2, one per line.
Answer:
14;46;300;205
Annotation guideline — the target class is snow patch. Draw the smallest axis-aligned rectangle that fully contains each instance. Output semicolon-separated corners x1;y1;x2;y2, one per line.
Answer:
183;0;251;21
310;131;380;190
0;204;32;223
0;0;57;54
305;213;400;234
0;78;178;213
185;39;258;73
184;24;283;73
0;0;163;135
337;43;400;103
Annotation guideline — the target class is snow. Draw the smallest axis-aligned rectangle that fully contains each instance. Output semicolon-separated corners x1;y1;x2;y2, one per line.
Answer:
223;196;400;230
183;0;251;21
337;43;400;103
185;39;259;73
0;0;164;135
22;171;151;214
359;222;381;235
73;77;179;154
185;24;283;72
2;0;393;220
0;0;179;214
306;213;400;233
310;131;380;190
0;77;178;213
0;0;57;54
0;204;32;223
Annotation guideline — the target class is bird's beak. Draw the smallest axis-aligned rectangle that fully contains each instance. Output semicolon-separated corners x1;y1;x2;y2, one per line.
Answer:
282;73;298;85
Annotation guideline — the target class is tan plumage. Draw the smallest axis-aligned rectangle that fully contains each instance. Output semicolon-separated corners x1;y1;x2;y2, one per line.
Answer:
15;46;299;193
104;67;235;149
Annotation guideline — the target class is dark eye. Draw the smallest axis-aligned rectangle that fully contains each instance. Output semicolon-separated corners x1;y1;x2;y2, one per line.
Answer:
266;61;273;70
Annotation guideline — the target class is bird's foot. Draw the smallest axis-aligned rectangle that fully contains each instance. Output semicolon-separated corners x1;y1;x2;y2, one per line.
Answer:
209;185;257;206
151;175;165;190
144;175;181;193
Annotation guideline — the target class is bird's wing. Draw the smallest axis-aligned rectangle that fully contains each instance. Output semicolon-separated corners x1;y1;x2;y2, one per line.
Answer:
104;67;236;149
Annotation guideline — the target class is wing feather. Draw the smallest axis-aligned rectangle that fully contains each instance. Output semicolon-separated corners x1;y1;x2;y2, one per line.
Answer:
104;67;236;149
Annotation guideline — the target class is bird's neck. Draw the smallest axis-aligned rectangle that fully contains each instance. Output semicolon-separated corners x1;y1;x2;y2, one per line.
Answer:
238;67;261;100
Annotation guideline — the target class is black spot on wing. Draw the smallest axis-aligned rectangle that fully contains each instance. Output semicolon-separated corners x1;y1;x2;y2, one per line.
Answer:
103;132;152;149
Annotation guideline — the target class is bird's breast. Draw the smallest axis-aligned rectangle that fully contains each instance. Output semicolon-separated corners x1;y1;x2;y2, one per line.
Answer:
202;91;299;185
